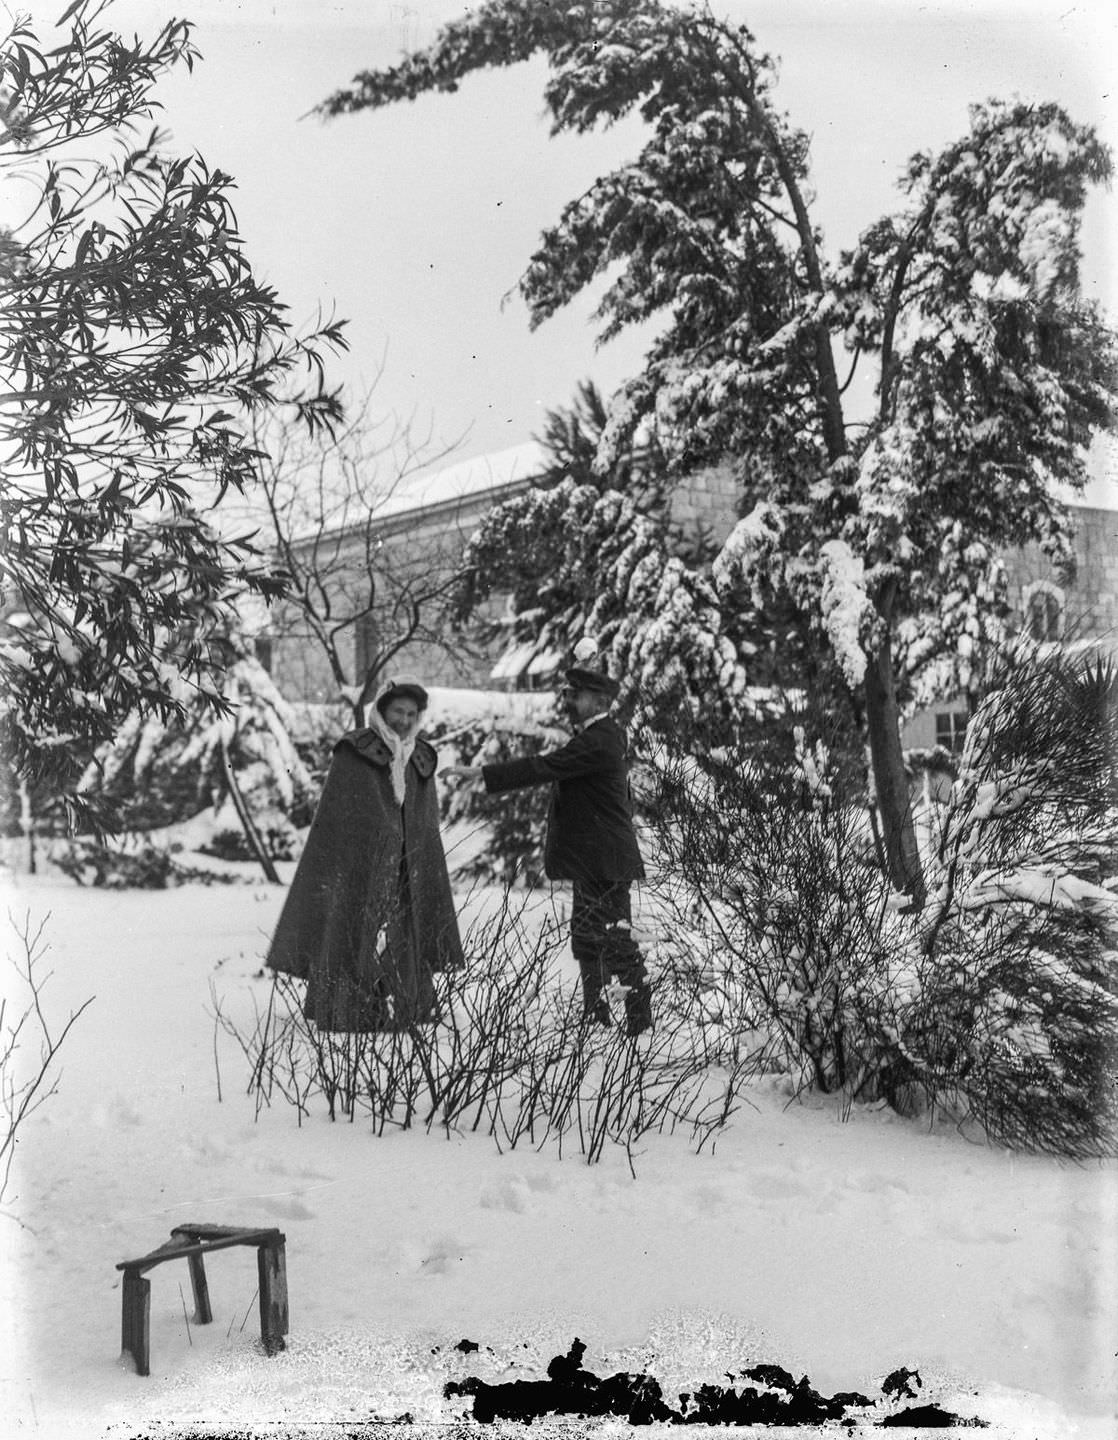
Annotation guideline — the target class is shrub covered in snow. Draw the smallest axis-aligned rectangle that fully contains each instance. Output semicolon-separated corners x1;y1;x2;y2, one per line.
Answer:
76;631;316;860
425;688;561;888
644;648;1118;1157
435;721;551;887
645;733;914;1103
909;647;1118;1155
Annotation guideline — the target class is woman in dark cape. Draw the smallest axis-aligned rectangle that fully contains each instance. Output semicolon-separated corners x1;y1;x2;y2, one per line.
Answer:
267;676;463;1030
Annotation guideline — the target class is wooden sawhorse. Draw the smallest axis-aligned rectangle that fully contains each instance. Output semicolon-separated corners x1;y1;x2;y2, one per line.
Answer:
116;1222;288;1376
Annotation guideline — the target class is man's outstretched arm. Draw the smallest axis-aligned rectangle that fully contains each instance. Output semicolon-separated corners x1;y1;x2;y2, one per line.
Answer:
445;726;612;791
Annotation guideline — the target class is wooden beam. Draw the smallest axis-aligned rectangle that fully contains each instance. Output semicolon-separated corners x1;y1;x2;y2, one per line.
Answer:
120;1270;150;1377
258;1240;289;1356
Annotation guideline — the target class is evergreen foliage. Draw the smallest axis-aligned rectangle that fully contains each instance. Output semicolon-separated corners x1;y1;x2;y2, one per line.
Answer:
1;1;346;813
321;0;1118;903
77;622;315;856
910;647;1118;1152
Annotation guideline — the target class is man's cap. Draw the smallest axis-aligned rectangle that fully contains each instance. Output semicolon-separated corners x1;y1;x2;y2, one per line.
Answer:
564;665;619;700
563;637;618;700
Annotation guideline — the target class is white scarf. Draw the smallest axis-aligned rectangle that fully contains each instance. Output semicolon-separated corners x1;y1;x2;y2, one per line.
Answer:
365;705;417;807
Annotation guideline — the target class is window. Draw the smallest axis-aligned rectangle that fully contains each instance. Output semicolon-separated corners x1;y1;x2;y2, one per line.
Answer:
934;711;968;754
1024;583;1064;643
354;610;378;679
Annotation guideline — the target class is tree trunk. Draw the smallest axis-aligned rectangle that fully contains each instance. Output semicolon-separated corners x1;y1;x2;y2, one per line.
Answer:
220;740;282;885
18;778;35;875
862;627;926;909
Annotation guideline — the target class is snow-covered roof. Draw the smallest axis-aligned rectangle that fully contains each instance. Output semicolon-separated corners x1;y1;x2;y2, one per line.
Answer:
1059;433;1118;510
371;440;547;520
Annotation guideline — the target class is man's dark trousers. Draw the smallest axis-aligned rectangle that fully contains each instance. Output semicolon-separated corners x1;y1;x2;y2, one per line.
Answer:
570;878;651;1035
480;714;651;1035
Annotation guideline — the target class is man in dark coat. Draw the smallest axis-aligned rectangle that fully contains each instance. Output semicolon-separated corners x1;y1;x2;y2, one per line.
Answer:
447;656;651;1036
268;676;463;1031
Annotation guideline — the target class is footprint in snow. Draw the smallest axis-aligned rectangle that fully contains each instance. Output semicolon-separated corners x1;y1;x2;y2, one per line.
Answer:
257;1193;317;1221
420;1236;471;1274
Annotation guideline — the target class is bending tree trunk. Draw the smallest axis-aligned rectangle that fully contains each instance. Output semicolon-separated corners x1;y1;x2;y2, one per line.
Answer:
863;626;926;908
220;739;282;885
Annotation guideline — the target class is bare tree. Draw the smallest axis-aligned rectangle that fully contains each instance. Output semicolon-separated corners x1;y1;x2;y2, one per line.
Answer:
2;912;94;1213
247;387;480;722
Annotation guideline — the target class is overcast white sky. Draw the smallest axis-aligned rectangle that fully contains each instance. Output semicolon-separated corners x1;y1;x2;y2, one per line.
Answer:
22;0;1118;498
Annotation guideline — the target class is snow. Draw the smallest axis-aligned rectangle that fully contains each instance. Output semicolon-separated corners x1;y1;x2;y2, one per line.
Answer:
370;442;548;520
2;869;1116;1439
965;868;1118;915
423;685;558;736
817;539;870;688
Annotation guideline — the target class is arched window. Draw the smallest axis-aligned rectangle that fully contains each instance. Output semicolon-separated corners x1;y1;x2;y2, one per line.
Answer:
1023;582;1064;643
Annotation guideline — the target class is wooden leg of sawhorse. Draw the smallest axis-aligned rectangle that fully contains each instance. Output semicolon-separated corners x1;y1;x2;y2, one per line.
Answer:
185;1249;212;1324
120;1269;151;1376
258;1240;289;1355
170;1228;213;1324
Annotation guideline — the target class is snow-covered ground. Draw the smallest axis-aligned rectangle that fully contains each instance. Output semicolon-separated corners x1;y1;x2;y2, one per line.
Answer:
2;866;1115;1438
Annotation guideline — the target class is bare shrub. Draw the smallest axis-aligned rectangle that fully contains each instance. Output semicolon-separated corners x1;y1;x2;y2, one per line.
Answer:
644;732;912;1105
2;911;94;1209
214;887;758;1171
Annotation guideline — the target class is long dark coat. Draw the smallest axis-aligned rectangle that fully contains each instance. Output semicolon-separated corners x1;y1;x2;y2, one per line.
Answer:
268;728;463;1031
481;716;644;883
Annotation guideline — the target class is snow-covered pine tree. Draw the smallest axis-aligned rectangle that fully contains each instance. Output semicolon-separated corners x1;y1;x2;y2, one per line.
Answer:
320;0;1118;907
459;475;754;745
458;379;867;772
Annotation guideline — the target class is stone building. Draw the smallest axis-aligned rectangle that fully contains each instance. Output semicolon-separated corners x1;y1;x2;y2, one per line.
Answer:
901;501;1118;755
265;443;543;705
266;446;744;704
265;436;1116;751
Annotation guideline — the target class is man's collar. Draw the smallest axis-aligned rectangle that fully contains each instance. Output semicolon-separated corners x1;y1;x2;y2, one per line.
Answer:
579;711;611;731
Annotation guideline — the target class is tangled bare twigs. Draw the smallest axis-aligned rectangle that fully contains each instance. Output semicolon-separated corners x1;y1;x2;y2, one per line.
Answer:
213;651;1117;1163
211;888;763;1173
2;910;95;1210
643;736;911;1105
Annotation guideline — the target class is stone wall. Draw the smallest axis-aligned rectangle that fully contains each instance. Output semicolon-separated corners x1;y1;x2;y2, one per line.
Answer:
666;461;740;548
264;441;1117;739
901;504;1118;753
267;482;531;705
1004;505;1118;641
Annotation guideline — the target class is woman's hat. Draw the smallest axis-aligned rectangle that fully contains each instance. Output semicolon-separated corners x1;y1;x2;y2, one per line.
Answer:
373;673;429;712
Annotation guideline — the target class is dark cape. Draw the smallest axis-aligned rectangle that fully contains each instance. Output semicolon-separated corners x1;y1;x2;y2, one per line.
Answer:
267;727;464;1031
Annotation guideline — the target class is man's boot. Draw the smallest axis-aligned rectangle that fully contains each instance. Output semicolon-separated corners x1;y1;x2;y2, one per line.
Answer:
624;984;652;1037
583;997;611;1027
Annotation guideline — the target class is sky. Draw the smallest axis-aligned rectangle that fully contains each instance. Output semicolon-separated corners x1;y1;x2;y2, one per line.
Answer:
19;0;1118;499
